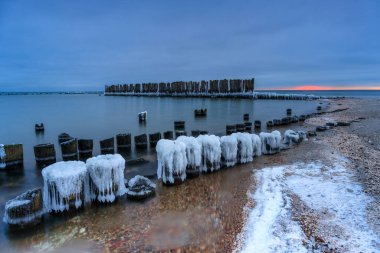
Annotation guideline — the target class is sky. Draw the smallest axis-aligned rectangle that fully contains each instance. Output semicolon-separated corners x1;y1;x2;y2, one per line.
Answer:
0;0;379;92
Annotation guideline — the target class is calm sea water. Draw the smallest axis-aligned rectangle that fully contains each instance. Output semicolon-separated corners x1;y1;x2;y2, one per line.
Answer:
0;93;323;246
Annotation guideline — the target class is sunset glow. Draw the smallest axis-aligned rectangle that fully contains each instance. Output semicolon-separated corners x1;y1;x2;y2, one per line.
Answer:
266;85;380;91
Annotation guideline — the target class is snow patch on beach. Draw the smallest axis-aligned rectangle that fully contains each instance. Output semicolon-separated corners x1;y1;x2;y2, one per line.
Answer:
236;159;380;253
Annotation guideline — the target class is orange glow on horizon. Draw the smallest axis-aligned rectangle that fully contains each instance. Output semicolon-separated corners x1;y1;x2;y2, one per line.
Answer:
260;85;380;91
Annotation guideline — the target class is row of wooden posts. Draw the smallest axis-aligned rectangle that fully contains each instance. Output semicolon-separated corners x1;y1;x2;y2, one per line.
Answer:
1;106;323;169
105;78;255;95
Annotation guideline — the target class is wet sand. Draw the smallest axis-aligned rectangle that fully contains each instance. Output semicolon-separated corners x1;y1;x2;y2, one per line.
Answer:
3;97;380;252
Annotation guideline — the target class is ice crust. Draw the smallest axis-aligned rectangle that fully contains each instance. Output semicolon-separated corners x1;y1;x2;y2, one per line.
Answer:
232;133;253;163
260;130;282;155
3;192;44;225
127;175;156;197
0;144;5;169
42;161;88;212
86;154;127;203
156;139;187;183
220;135;238;167
236;160;380;253
196;135;221;172
176;136;202;169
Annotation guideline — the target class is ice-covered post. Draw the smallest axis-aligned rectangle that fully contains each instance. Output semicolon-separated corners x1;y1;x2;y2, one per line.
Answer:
0;144;6;169
176;136;202;178
156;139;187;185
260;130;282;155
42;161;88;213
196;135;221;172
220;135;238;167
3;188;44;228
86;154;127;203
232;132;253;163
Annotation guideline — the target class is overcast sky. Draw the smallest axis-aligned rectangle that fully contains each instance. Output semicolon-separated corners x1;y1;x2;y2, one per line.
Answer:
0;0;379;91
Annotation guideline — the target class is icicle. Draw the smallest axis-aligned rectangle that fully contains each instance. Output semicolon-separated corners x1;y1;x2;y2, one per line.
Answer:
176;136;202;172
260;130;282;155
220;135;238;167
0;144;6;169
251;134;262;157
42;161;88;212
156;139;187;184
86;154;127;203
232;132;254;163
196;135;221;172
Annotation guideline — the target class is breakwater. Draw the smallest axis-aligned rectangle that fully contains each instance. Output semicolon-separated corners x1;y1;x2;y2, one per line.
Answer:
105;78;255;98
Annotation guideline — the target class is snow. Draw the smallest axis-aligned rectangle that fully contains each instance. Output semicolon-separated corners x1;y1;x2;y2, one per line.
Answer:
0;144;5;169
251;134;262;157
86;154;127;203
220;135;238;167
236;159;380;253
176;136;202;169
42;161;88;212
156;139;187;183
232;132;253;163
196;135;221;172
259;130;282;155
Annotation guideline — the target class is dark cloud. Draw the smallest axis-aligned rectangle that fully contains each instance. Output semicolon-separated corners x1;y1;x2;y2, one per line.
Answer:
0;0;379;91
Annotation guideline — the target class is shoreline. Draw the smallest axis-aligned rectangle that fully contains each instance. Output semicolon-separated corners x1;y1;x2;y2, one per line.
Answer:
1;97;379;252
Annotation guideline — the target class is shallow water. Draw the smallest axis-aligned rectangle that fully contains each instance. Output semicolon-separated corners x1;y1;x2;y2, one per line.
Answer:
0;94;320;249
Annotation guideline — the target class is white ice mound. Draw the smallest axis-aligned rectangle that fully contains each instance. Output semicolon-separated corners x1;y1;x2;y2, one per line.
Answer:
283;130;300;146
42;161;88;212
86;154;127;203
196;135;221;172
283;130;308;148
232;132;253;163
176;136;202;169
0;144;6;169
220;135;238;167
156;139;187;184
251;134;262;157
260;130;281;155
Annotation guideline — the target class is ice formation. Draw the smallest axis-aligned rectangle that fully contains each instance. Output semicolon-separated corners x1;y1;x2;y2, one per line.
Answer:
236;160;380;253
283;130;300;146
176;136;202;170
156;139;187;184
250;134;262;157
232;132;253;163
220;135;238;167
297;130;308;142
0;144;5;169
3;188;44;225
196;135;221;172
259;130;281;155
42;161;89;212
86;154;127;203
127;175;156;199
282;130;308;148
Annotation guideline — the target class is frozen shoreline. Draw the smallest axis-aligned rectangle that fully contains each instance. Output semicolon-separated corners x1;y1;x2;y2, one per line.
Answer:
235;158;380;252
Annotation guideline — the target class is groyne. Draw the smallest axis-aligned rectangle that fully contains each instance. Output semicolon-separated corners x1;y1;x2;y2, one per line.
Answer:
105;78;255;98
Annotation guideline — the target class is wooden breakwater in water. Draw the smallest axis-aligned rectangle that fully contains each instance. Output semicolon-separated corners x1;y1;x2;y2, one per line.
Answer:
104;78;255;98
